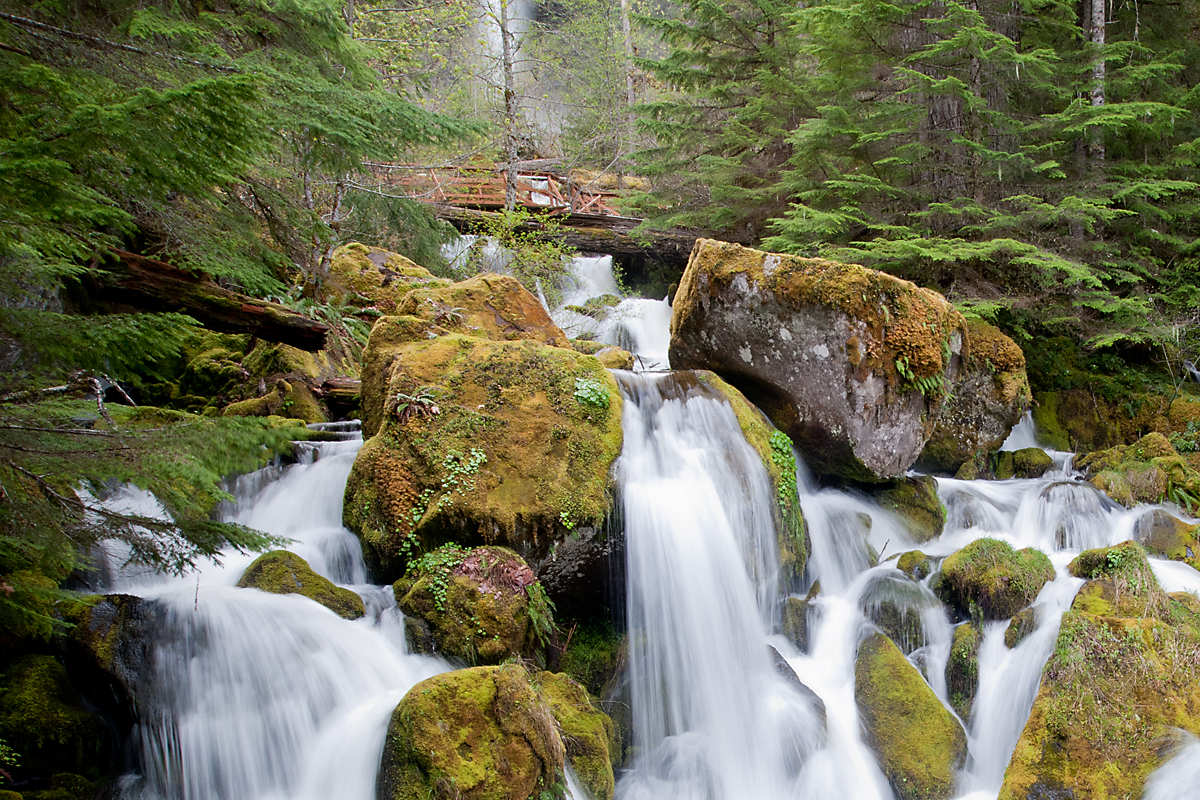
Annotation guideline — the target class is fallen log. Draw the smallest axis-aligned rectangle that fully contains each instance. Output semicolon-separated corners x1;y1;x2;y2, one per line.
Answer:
89;250;329;351
432;205;700;267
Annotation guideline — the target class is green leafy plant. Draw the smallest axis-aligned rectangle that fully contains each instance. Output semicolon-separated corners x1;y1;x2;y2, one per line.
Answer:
526;582;558;647
389;386;441;425
573;376;610;410
408;544;469;612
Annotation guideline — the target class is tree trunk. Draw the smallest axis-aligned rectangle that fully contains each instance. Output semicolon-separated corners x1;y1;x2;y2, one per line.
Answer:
499;0;519;212
619;0;636;187
88;251;329;350
1090;0;1106;162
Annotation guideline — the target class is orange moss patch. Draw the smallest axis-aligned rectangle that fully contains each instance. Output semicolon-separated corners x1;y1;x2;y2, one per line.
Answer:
397;273;567;346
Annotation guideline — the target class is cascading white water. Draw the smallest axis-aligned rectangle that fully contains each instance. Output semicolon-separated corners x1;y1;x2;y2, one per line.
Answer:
1142;731;1200;799
109;437;451;800
550;254;673;370
614;372;824;800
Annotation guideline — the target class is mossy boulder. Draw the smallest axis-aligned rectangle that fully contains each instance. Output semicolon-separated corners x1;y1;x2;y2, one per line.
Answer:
695;370;809;591
917;318;1030;474
861;572;940;655
236;550;364;619
999;553;1200;800
0;655;112;783
897;550;933;580
537;671;617;800
393;546;552;665
345;281;623;615
327;242;451;312
874;477;945;543
855;632;968;800
993;447;1053;480
1004;607;1037;649
945;621;981;721
937;538;1055;620
222;378;326;424
64;594;154;733
393;273;568;351
1077;432;1200;509
377;664;566;800
669;239;968;482
1134;508;1200;571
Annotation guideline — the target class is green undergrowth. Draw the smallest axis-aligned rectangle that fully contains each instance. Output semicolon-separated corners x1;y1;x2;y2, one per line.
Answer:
0;400;313;641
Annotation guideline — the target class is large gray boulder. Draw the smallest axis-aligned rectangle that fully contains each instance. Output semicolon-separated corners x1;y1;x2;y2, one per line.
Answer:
670;239;968;481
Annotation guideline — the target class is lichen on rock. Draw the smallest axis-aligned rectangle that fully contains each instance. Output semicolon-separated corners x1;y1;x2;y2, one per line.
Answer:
393;545;553;665
327;242;451;313
236;550;365;619
992;447;1053;480
670;239;969;481
945;621;981;721
377;663;566;800
855;632;968;800
936;538;1054;620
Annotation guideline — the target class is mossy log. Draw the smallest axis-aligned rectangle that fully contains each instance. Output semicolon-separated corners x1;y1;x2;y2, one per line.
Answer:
87;250;329;350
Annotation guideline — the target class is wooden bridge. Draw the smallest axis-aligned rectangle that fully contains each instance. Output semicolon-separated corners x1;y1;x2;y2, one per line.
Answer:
364;162;646;216
363;162;698;267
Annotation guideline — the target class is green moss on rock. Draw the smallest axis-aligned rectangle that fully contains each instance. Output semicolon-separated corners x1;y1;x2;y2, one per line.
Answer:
897;550;933;581
0;656;111;782
855;632;968;800
345;323;623;588
1004;607;1037;649
999;565;1200;800
1078;432;1200;510
327;242;451;313
875;477;945;543
938;538;1055;620
537;671;617;800
558;623;624;699
782;596;812;652
393;546;551;665
1011;447;1053;479
945;621;981;721
222;378;326;424
237;550;364;619
1134;508;1200;571
378;664;565;800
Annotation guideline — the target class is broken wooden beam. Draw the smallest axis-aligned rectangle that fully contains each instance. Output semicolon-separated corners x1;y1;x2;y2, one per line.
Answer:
431;204;700;267
89;250;329;351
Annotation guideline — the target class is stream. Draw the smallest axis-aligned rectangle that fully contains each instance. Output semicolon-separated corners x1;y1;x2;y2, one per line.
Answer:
98;254;1200;800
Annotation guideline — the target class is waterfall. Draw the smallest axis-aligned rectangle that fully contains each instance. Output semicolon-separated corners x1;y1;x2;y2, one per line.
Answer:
109;436;450;800
614;372;824;800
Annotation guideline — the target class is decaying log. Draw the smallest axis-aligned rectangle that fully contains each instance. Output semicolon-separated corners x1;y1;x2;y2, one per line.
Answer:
432;205;700;267
91;250;329;351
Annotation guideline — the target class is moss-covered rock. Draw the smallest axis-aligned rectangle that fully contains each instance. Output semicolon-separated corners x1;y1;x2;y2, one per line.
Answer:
0;656;111;783
222;378;325;424
994;447;1053;480
999;552;1200;800
236;550;364;619
393;545;552;665
327;242;451;313
394;273;568;350
1004;607;1037;649
537;671;617;800
897;550;933;581
377;664;566;800
918;319;1030;474
874;477;945;543
937;538;1055;620
855;633;967;800
1134;508;1200;571
1077;432;1200;509
945;621;981;721
65;594;153;727
782;595;812;652
670;239;969;482
695;370;808;591
345;275;624;616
